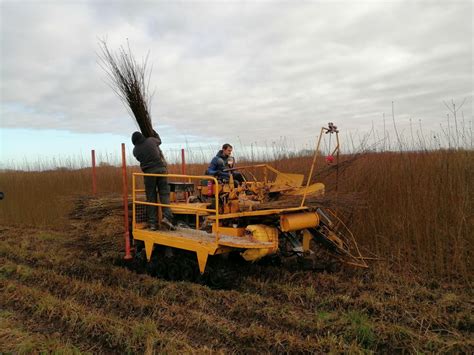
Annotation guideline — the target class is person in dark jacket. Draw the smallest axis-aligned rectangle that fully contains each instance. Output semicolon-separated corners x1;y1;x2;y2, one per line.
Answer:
131;130;174;230
206;143;244;183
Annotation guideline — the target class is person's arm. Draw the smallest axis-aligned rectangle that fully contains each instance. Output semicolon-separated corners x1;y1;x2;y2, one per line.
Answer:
149;137;161;148
151;130;162;145
215;158;231;178
207;157;219;175
226;156;235;169
207;157;229;177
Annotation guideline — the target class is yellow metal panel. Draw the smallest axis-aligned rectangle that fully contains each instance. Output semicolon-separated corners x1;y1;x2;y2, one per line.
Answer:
208;207;308;220
136;200;215;214
280;212;320;232
144;239;154;261
135;230;219;273
134;227;267;273
302;229;312;252
213;226;245;237
171;202;211;215
134;229;217;252
241;225;279;261
286;182;325;196
196;250;209;274
218;239;274;249
272;172;304;189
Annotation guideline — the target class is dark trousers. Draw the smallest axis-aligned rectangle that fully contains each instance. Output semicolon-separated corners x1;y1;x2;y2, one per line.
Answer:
220;172;245;186
217;172;245;185
232;172;245;184
144;174;173;224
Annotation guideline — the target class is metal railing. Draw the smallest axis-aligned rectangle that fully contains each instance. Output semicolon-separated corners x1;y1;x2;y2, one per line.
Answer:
132;173;221;242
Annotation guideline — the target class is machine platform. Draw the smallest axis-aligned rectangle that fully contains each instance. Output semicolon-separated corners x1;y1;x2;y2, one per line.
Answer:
133;225;274;273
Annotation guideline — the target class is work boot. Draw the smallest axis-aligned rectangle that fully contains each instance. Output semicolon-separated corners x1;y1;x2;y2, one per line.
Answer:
148;223;158;231
161;217;176;231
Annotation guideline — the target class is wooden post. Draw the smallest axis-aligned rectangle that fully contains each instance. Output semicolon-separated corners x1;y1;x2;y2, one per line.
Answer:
122;143;132;260
91;150;97;196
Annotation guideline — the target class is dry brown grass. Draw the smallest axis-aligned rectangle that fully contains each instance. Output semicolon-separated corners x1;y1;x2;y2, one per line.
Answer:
336;150;473;280
1;150;472;280
0;226;472;353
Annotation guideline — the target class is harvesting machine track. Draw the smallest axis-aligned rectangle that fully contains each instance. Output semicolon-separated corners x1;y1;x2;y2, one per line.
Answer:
128;124;368;288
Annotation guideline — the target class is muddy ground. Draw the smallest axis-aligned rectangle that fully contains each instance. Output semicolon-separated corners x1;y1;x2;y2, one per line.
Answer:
1;217;472;353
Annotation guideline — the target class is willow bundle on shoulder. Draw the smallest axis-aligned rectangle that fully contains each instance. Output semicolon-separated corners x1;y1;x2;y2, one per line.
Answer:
98;39;154;137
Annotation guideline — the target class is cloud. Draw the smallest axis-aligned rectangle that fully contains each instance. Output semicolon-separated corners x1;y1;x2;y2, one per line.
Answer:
1;0;472;148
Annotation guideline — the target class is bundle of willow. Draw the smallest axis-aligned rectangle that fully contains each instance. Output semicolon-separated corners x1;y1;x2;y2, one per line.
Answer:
98;39;155;137
69;195;132;254
69;195;127;220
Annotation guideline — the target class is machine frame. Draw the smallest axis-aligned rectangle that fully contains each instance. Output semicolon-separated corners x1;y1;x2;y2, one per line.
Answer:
132;172;314;274
131;124;367;279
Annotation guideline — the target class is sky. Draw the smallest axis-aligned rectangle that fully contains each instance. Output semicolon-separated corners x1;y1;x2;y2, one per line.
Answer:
0;0;472;168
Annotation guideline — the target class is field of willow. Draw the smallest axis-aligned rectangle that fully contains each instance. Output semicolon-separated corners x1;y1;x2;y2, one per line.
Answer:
0;149;472;353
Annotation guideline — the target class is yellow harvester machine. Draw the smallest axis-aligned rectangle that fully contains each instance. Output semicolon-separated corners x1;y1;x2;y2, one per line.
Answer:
131;124;367;287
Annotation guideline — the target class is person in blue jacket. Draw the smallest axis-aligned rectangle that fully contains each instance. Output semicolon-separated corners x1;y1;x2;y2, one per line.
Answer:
206;143;244;183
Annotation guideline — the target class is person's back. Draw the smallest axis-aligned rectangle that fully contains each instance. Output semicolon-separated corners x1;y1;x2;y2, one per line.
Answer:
131;131;174;230
132;131;167;173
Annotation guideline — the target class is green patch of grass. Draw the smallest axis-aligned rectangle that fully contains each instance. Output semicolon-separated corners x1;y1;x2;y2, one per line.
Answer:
345;311;376;349
0;263;17;277
35;232;60;241
0;309;14;318
315;311;330;320
304;285;317;299
313;310;336;331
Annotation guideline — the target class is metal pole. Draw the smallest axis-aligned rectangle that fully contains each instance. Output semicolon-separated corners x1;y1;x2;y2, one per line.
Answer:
132;174;136;231
181;148;186;175
122;143;132;260
91;150;97;196
336;132;340;194
214;177;220;243
181;148;190;199
300;127;325;207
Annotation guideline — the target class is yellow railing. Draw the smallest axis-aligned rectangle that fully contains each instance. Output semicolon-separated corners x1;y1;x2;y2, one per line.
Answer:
225;163;299;185
132;173;221;242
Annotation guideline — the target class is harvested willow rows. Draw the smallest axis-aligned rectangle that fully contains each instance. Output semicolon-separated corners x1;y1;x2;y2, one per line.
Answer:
1;150;471;278
1;227;472;353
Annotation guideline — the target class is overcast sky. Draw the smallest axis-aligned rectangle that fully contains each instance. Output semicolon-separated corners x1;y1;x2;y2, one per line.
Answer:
1;0;472;167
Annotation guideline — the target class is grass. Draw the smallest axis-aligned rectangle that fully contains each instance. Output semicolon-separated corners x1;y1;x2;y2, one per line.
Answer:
0;310;83;355
345;311;376;348
0;132;472;352
0;226;472;353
